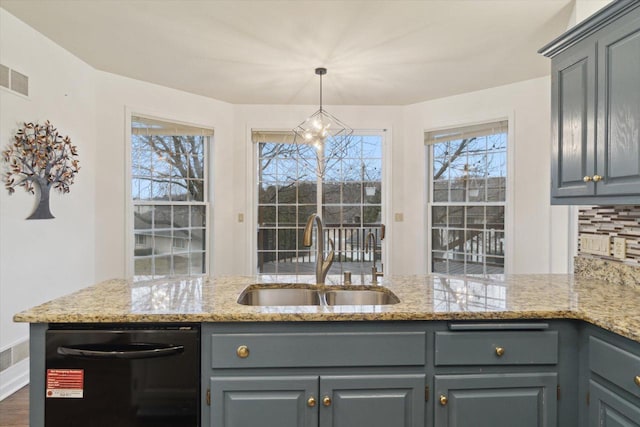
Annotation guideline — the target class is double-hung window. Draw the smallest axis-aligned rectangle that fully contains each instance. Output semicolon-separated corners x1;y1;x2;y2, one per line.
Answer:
426;121;507;274
254;131;384;276
130;116;211;279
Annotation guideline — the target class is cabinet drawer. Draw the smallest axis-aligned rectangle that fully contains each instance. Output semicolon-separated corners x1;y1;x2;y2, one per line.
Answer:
435;331;558;366
210;332;426;368
590;336;640;399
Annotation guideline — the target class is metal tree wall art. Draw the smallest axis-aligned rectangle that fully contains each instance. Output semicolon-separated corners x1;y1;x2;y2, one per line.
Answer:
2;121;80;219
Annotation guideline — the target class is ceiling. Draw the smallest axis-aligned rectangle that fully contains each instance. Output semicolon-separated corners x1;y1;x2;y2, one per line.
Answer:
1;0;576;105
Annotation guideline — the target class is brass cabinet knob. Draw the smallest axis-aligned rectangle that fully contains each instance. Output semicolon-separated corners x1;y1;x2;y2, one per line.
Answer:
307;397;317;407
495;347;505;357
583;176;593;182
236;345;250;358
322;396;332;407
635;376;640;387
593;175;603;182
439;395;448;406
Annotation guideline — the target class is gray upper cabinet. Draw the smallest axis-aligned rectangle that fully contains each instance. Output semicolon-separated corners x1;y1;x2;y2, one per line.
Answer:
596;10;640;197
540;1;640;204
550;40;596;199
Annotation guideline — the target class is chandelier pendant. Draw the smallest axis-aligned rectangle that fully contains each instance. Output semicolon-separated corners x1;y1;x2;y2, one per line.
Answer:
293;67;353;150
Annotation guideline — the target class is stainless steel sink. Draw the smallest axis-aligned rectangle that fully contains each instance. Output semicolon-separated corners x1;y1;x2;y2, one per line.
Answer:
237;284;399;306
237;286;321;306
324;289;400;306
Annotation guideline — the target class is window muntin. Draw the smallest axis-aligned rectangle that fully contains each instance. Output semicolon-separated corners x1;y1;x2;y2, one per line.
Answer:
131;116;211;280
427;121;507;274
256;132;384;276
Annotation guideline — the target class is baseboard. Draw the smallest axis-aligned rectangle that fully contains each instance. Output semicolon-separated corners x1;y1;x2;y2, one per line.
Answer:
0;358;29;401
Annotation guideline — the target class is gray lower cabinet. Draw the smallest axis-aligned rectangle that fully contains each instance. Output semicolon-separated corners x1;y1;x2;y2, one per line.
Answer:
203;324;427;427
589;381;640;427
321;374;425;427
587;331;640;427
433;326;560;427
541;1;640;204
434;373;558;427
209;374;425;427
210;376;317;427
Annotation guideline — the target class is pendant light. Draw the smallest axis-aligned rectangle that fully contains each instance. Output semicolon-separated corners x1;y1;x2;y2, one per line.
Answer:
293;67;353;150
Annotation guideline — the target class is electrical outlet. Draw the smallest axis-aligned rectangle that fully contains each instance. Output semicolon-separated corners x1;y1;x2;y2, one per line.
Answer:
394;212;404;222
580;235;610;256
613;237;626;259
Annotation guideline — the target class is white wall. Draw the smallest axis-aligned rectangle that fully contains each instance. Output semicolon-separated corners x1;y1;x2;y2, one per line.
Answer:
94;72;235;280
0;7;96;379
571;0;615;25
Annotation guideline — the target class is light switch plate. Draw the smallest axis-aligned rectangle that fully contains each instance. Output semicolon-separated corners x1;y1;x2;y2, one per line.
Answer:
613;237;626;259
394;212;404;222
580;235;610;256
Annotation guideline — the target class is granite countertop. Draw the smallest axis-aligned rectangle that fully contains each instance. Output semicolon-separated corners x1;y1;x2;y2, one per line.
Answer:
13;274;640;343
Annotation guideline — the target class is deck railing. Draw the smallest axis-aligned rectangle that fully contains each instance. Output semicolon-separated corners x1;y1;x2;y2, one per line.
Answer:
257;224;383;272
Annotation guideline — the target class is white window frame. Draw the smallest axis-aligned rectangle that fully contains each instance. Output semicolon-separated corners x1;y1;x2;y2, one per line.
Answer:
247;126;391;276
425;117;514;274
124;110;212;279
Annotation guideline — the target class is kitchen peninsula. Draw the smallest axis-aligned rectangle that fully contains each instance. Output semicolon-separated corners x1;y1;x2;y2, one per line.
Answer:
15;274;640;426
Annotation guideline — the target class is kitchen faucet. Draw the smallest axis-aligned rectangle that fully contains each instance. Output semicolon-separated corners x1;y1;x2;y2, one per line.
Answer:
303;213;335;285
365;231;384;284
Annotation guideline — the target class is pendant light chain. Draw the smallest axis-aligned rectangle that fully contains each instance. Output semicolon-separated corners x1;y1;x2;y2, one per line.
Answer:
319;72;323;112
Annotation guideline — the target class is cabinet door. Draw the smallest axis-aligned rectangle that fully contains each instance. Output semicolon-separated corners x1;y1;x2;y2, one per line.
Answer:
596;9;640;197
589;381;640;427
319;374;425;427
434;373;557;427
209;376;318;427
551;40;596;199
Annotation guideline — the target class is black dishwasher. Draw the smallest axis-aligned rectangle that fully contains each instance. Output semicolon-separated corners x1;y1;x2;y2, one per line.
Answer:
45;324;200;427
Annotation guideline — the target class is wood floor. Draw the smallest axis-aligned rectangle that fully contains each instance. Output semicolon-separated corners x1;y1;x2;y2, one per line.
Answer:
0;386;29;427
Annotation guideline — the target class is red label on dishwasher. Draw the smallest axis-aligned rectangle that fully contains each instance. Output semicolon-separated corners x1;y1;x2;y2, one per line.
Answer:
46;369;84;398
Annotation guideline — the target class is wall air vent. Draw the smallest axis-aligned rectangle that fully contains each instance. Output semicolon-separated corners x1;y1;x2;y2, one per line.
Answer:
0;64;9;89
0;64;29;97
11;69;29;96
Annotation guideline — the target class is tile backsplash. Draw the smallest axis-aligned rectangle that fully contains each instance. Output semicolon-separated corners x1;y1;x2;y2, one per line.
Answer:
578;206;640;264
575;206;640;287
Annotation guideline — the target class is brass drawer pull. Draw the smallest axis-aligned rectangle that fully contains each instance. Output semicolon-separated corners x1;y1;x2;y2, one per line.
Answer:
307;397;316;407
592;175;603;182
322;396;332;407
439;395;448;406
583;176;592;182
495;347;505;357
635;376;640;387
236;345;250;358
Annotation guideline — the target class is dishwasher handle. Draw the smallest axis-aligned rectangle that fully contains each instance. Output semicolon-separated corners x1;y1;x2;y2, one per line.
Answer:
57;343;185;360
